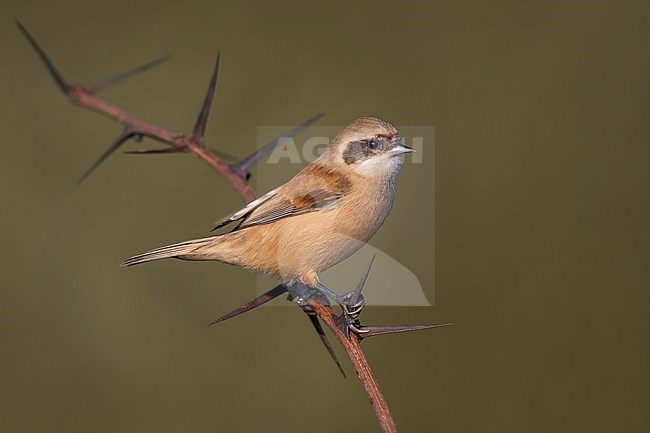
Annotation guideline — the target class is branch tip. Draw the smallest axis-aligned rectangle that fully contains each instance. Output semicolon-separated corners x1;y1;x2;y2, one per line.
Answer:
17;21;69;94
305;312;346;378
208;283;286;325
75;127;135;186
86;55;171;94
230;112;325;179
359;323;453;340
124;147;184;155
191;51;221;146
350;255;376;305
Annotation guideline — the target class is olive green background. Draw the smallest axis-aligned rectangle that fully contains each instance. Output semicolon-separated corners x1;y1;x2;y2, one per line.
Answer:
1;1;648;432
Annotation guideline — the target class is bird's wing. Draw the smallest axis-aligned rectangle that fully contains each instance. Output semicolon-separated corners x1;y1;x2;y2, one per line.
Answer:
236;187;342;230
212;187;280;231
213;164;351;232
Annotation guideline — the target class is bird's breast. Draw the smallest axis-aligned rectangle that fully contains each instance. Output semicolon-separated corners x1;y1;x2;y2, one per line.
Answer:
278;179;395;275
224;177;396;281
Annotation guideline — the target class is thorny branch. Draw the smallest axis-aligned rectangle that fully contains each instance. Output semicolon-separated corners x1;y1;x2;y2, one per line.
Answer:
17;21;322;201
20;22;449;433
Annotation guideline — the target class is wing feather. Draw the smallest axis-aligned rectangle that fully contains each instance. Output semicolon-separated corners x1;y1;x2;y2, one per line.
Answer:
211;187;280;231
237;189;341;229
212;164;352;233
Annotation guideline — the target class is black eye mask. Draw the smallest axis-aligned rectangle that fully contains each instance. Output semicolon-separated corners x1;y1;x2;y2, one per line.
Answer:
342;137;392;165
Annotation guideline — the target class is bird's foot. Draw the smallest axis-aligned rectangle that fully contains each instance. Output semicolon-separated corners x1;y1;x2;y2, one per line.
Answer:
286;282;369;335
341;291;366;319
341;295;368;335
286;281;329;311
341;313;367;335
316;283;369;335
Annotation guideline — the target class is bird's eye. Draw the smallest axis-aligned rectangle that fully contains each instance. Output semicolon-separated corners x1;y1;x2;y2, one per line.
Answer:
368;139;379;150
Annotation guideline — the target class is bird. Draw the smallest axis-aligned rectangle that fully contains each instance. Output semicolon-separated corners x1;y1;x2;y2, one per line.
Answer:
121;116;413;300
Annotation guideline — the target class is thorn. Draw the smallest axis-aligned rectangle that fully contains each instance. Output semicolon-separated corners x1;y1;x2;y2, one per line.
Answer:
191;51;220;146
304;311;346;378
86;55;171;94
230;112;324;179
75;127;134;186
124;147;183;155
17;21;69;94
208;283;287;325
350;255;375;306
359;323;453;341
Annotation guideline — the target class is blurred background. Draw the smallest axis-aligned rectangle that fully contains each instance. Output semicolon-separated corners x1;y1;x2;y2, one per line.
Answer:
1;1;648;432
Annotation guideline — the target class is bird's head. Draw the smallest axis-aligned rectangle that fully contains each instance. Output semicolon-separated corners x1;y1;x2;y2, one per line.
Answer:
323;117;413;178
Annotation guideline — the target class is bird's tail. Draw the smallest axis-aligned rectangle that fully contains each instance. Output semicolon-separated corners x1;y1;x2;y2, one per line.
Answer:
121;236;220;267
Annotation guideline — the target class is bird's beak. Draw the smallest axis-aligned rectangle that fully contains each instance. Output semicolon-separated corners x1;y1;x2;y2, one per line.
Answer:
391;142;415;155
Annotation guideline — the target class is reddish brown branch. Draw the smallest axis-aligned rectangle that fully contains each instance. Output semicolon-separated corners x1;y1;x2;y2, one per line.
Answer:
19;22;256;201
309;301;398;433
68;85;258;202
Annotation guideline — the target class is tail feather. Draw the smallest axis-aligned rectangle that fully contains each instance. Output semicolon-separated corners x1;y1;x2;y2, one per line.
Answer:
121;236;217;267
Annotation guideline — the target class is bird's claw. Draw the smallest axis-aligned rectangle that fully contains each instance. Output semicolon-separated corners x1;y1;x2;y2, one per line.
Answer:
342;293;366;319
286;282;329;310
290;282;369;335
340;292;367;334
343;314;369;334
